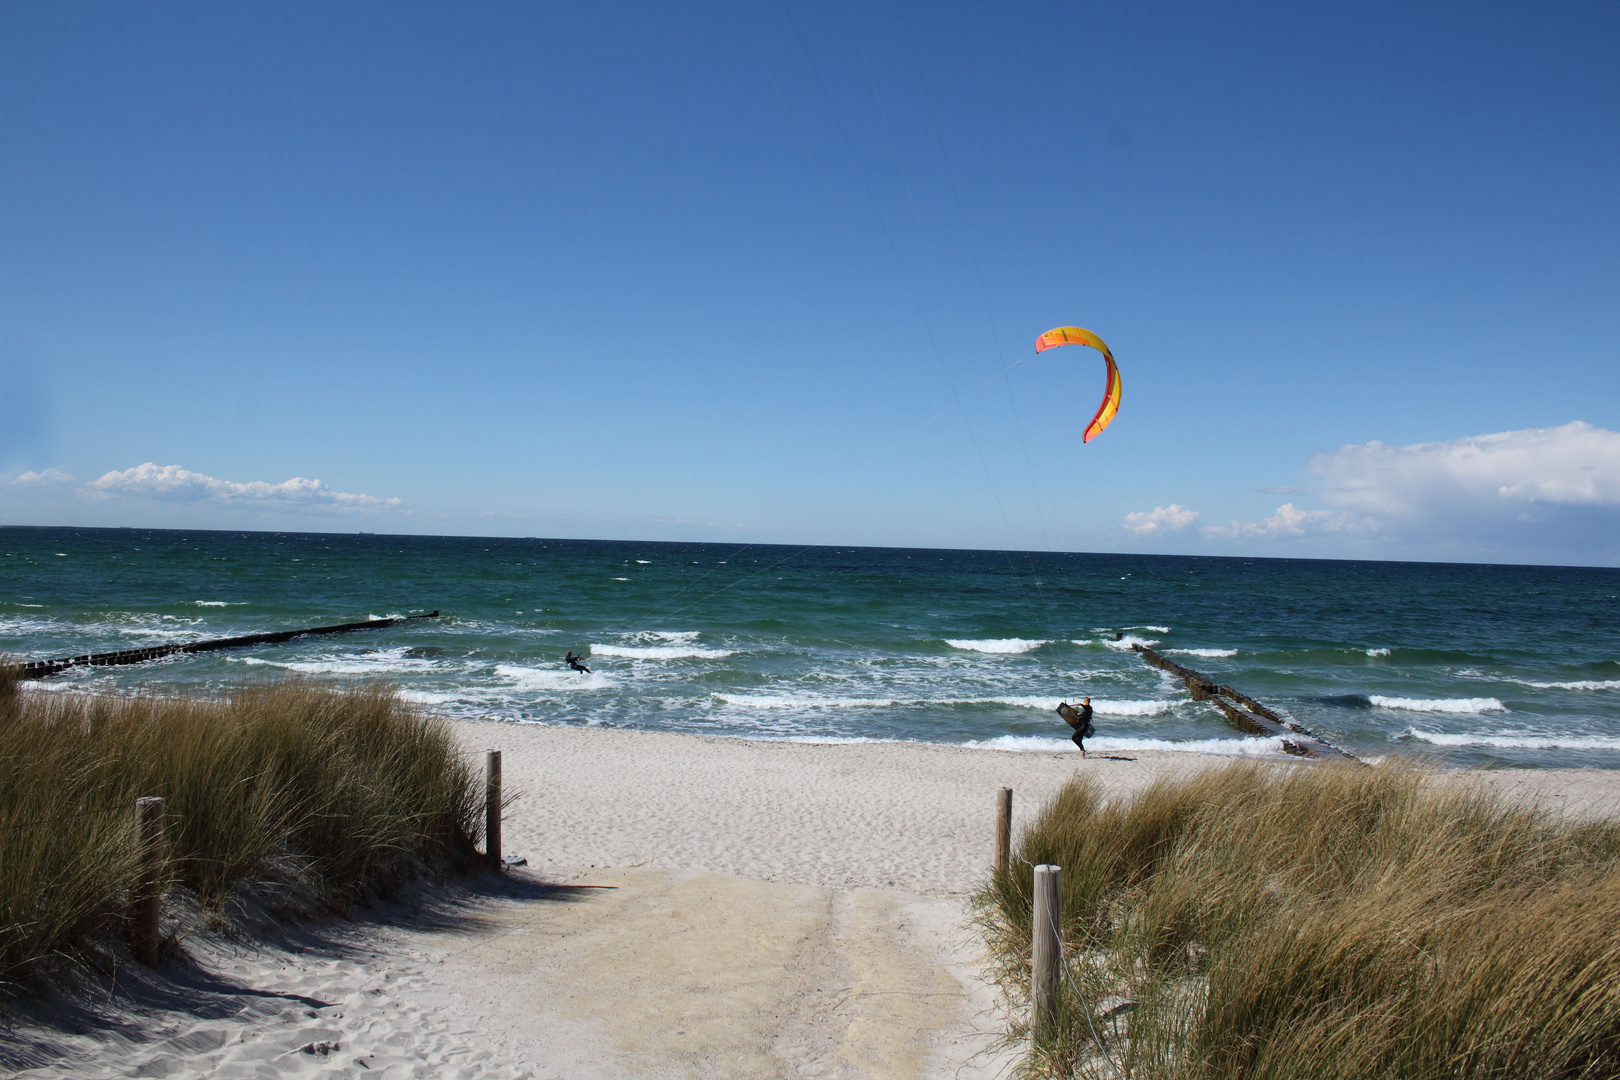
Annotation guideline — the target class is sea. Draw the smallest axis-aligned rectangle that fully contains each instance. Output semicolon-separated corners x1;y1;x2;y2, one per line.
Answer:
4;526;1619;769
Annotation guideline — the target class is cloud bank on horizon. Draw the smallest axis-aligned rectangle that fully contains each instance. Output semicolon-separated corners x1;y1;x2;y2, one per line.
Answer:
6;422;1616;565
6;463;402;517
1126;422;1620;563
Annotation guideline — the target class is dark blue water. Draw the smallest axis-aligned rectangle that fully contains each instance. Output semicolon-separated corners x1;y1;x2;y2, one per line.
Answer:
4;526;1619;768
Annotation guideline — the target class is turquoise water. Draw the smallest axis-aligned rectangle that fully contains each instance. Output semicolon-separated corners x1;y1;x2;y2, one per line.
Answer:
4;526;1619;768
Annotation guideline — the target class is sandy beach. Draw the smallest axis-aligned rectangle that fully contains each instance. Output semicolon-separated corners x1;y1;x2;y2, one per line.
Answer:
9;725;1620;1080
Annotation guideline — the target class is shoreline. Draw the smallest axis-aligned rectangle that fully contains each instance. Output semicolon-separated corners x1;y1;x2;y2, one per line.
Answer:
450;720;1620;896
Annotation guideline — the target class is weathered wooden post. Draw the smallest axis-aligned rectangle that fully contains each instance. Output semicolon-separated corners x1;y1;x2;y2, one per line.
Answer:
994;787;1013;875
485;749;502;870
1031;864;1062;1043
130;797;165;965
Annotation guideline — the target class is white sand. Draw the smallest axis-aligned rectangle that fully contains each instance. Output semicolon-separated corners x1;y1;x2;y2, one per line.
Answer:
8;724;1620;1079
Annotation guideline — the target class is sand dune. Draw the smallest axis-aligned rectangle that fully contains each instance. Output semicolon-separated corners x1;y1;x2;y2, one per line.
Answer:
8;724;1620;1079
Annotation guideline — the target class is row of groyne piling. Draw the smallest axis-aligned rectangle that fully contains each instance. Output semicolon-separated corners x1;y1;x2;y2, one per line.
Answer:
1131;643;1358;762
20;612;441;680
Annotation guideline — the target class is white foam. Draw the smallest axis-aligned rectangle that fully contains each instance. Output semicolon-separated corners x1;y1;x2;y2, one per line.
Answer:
712;693;1174;716
1403;728;1620;750
495;663;613;689
235;648;436;676
1370;696;1506;714
399;690;464;705
1366;648;1392;657
1167;648;1238;659
1133;626;1172;634
944;638;1048;654
635;559;652;564
715;693;896;709
1104;634;1160;651
612;577;630;582
192;601;245;607
590;643;736;660
963;734;1287;756
1518;679;1620;691
116;627;204;641
639;631;699;644
1069;639;1094;646
984;696;1175;716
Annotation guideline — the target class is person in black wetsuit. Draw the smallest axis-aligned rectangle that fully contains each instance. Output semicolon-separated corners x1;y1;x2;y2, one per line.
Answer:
1056;697;1094;757
565;650;591;674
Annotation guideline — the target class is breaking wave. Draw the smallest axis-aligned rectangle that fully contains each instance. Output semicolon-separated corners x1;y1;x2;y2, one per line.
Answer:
711;692;1174;716
1167;648;1237;659
494;663;613;689
1516;679;1620;691
590;643;735;659
1369;696;1506;714
963;734;1287;756
1403;729;1620;750
944;638;1049;654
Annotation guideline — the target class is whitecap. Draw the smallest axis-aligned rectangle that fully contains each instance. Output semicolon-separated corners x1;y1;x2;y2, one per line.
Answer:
233;648;437;675
944;638;1049;654
1167;648;1238;659
612;577;630;582
1104;634;1160;651
1517;679;1620;691
1402;728;1620;750
590;643;735;660
116;627;205;641
1132;625;1172;633
1369;696;1505;714
495;663;613;689
1366;647;1392;657
982;696;1175;716
192;601;245;607
634;631;700;644
635;559;652;564
963;734;1287;756
714;692;896;709
1069;638;1094;646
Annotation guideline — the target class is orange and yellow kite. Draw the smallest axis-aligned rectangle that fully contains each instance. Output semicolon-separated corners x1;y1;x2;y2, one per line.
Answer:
1034;326;1121;443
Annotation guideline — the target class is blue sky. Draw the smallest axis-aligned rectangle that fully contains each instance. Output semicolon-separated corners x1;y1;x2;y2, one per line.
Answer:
3;2;1618;565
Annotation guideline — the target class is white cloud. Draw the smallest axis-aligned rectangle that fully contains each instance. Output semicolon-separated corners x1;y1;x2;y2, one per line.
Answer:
1202;502;1378;539
1311;421;1620;517
85;463;401;512
6;467;77;486
1123;504;1199;535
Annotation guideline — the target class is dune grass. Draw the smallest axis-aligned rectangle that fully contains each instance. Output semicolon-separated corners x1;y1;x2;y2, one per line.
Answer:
974;761;1620;1079
0;666;482;993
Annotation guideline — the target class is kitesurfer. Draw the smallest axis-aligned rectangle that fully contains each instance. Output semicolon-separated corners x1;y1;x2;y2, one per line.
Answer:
1056;698;1095;757
565;650;591;674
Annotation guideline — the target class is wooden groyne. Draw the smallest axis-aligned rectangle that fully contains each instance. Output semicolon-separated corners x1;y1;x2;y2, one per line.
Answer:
1132;644;1357;762
20;611;440;680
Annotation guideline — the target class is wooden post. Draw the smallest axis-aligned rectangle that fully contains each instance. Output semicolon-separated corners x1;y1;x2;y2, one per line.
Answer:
485;749;502;870
1031;864;1062;1043
130;797;164;965
994;787;1013;875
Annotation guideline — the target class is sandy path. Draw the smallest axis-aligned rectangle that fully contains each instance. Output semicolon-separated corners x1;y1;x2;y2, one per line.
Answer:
8;725;1620;1079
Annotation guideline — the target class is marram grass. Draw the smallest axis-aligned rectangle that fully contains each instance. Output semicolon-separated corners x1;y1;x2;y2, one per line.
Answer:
974;761;1620;1080
0;666;481;992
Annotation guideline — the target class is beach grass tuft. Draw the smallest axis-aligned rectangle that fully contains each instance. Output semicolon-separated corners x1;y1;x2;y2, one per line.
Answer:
0;665;481;993
974;760;1620;1079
